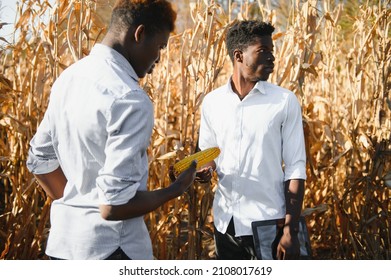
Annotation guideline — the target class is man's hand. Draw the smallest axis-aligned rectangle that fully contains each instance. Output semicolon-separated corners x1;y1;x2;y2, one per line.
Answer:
276;228;300;260
171;160;198;195
195;166;214;183
169;161;214;184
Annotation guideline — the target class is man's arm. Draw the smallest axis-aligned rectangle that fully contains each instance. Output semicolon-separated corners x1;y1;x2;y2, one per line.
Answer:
33;161;197;220
33;166;67;200
99;160;197;220
276;178;305;260
284;178;305;231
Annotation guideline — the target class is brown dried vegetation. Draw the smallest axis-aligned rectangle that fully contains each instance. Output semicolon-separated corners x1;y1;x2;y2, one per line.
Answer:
0;0;390;259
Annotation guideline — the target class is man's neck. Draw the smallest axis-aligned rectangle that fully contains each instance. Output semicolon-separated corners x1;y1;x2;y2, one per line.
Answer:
231;74;256;100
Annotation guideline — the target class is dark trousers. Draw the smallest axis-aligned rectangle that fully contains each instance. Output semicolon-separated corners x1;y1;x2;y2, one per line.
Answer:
105;247;131;260
214;218;257;260
49;247;131;260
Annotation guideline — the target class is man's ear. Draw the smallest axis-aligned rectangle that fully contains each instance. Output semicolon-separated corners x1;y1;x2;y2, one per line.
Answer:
233;49;243;63
134;24;146;43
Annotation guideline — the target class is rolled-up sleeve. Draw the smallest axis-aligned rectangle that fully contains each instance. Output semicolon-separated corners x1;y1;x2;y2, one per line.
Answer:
96;92;154;206
199;98;218;151
282;94;307;181
27;112;59;174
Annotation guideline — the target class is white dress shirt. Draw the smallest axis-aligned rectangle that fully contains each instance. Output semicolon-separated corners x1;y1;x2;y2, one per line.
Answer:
199;79;307;236
27;44;154;259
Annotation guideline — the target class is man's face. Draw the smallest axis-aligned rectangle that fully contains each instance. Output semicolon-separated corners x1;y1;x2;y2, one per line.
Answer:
239;36;275;82
132;28;171;78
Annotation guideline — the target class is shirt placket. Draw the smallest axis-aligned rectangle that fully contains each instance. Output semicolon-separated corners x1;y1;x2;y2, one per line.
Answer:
232;101;243;229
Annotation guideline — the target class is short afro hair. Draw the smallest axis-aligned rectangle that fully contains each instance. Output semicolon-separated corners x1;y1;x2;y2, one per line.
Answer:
226;20;275;62
110;0;177;35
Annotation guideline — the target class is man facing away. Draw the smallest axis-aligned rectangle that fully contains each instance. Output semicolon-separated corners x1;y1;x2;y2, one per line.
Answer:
27;0;197;260
198;20;307;260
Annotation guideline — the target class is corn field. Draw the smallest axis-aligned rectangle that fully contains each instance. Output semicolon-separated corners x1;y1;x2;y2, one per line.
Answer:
0;0;390;260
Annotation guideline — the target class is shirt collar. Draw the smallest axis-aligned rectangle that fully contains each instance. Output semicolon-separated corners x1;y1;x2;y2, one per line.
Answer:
227;77;267;95
253;80;267;95
90;43;139;82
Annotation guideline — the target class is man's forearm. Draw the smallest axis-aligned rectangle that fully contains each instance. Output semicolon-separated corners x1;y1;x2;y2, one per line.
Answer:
284;179;305;232
99;160;197;221
99;186;179;220
34;166;67;200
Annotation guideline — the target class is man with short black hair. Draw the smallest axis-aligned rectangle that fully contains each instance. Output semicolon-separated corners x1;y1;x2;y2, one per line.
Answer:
27;0;196;260
198;20;307;260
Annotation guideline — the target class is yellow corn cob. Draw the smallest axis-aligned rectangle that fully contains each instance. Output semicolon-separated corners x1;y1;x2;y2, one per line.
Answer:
174;147;220;174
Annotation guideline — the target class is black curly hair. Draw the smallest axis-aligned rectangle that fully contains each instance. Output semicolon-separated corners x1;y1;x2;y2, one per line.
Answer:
110;0;177;35
226;20;275;62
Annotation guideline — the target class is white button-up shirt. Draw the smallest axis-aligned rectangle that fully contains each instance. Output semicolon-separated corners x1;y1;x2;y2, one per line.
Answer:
199;79;306;236
27;44;154;259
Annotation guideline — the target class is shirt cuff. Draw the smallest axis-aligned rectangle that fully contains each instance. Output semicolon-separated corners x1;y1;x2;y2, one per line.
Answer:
26;151;60;175
284;161;307;181
97;176;139;206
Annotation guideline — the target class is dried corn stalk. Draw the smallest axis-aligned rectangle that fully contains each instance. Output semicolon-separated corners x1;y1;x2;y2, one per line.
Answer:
1;0;390;260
